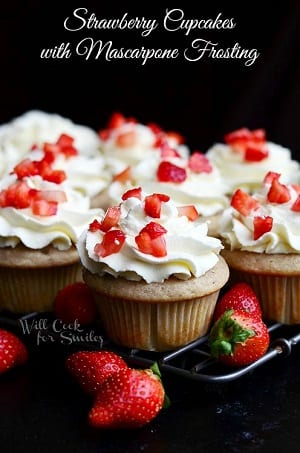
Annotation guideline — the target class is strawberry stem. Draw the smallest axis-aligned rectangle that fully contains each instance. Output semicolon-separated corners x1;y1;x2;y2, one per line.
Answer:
150;361;171;409
208;309;255;358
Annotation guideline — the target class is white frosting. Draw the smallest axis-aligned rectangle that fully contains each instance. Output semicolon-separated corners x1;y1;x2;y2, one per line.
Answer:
0;110;101;177
78;190;223;283
207;141;300;194
107;154;230;216
220;178;300;253
0;175;103;250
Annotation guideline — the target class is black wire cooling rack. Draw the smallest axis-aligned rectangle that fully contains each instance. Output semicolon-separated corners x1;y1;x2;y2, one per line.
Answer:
1;311;300;383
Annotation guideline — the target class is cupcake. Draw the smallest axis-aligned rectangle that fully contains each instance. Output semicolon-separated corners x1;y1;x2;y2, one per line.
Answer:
220;171;300;324
107;149;230;237
0;160;103;313
0;110;102;177
77;187;229;351
207;127;300;195
98;111;190;176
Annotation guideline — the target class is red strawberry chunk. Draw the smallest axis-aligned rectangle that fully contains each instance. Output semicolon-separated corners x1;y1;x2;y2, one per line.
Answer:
112;166;132;183
31;199;58;216
253;216;273;240
42;169;67;184
122;187;142;201
13;158;40;178
99;206;121;232
165;130;184;144
144;193;170;218
0;181;33;209
116;130;137;148
224;127;251;149
160;143;181;159
94;229;126;257
291;195;300;212
157;161;187;183
89;219;103;232
267;178;291;203
231;189;259;216
177;205;199;221
107;112;127;129
263;171;281;185
188;151;212;173
135;222;167;257
56;133;74;148
244;143;269;161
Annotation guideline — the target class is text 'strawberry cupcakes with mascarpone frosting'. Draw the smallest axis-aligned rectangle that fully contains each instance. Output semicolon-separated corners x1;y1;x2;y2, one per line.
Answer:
107;150;230;237
0;155;103;313
78;187;229;351
220;171;300;324
207;128;300;194
98;112;190;176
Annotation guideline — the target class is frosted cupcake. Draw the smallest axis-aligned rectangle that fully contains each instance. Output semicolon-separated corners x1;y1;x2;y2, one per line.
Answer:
207;127;300;194
107;150;230;237
98;112;190;176
0;110;102;177
77;187;229;351
220;171;300;324
0;159;103;313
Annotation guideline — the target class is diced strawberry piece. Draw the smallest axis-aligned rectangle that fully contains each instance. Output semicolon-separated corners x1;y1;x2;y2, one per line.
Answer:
147;122;163;136
157;161;187;183
94;229;126;257
98;129;110;141
8;181;32;209
99;206;121;232
231;189;259;216
267;178;291;204
292;184;300;194
13;158;39;179
177;205;199;221
144;193;169;218
122;187;142;201
42;169;67;184
135;222;167;257
251;129;266;143
116;130;136;148
42;150;56;164
291;195;300;212
56;133;75;148
165;131;184;145
160;143;181;159
188;152;212;173
112;166;132;183
89;219;103;232
43;142;61;154
31;199;58;216
263;171;281;185
135;233;167;257
34;190;67;204
253;216;273;240
60;145;78;158
224;128;251;148
107;112;127;129
244;144;269;161
139;221;167;239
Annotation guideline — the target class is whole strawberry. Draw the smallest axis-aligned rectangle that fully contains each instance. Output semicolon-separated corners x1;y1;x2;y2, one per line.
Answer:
209;309;270;367
54;281;97;326
89;363;167;429
66;350;128;395
213;282;262;322
0;328;28;374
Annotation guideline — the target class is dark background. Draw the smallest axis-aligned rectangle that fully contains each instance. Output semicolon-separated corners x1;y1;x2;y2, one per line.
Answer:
1;1;300;155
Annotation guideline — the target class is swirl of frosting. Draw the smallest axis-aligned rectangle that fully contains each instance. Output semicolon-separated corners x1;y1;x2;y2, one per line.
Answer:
0;110;101;177
0;174;103;250
77;188;223;283
220;173;300;253
107;153;230;216
207;141;300;194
